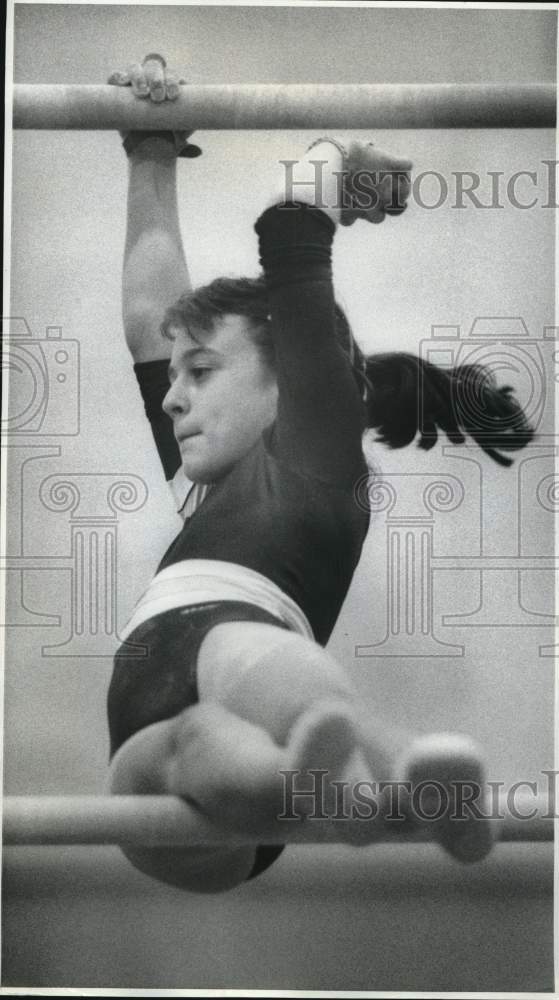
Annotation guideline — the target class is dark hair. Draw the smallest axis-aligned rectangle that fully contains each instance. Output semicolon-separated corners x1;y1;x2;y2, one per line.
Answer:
162;276;534;467
162;275;358;374
363;352;533;467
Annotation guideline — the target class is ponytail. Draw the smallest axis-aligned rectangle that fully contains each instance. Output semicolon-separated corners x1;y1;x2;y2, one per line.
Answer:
362;352;534;467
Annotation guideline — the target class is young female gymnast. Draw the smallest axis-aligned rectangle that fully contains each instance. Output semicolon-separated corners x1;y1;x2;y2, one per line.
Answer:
106;56;533;893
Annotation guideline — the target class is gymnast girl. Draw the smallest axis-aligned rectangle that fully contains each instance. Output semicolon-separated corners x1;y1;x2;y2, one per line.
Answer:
106;55;533;893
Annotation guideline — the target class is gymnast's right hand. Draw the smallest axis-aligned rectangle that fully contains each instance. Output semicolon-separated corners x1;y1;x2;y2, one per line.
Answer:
108;52;185;101
108;53;202;157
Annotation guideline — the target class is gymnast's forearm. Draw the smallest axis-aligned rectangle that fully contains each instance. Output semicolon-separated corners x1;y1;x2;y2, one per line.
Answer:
264;271;365;486
255;143;365;485
122;136;191;362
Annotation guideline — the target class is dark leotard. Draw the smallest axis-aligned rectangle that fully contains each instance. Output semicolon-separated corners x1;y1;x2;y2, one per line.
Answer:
108;204;371;878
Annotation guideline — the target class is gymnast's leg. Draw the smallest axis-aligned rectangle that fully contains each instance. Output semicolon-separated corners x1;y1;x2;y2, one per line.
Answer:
197;621;494;861
109;617;492;891
108;616;370;892
197;621;395;807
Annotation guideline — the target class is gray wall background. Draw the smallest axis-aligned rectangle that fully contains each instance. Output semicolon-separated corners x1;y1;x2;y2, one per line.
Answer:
3;4;557;991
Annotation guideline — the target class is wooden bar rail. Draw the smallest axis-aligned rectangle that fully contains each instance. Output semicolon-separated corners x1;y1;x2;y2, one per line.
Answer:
2;794;554;847
12;83;557;131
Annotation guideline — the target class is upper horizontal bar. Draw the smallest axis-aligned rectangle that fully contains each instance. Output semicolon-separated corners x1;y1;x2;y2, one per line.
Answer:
12;83;557;131
3;794;553;846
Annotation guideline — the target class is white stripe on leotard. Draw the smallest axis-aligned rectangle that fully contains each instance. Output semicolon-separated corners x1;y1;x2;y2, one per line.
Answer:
120;559;314;641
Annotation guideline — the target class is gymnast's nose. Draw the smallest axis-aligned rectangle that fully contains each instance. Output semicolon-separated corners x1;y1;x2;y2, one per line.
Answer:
162;377;191;418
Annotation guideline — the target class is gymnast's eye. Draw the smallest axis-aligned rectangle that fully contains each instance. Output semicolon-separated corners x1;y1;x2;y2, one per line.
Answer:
190;366;212;382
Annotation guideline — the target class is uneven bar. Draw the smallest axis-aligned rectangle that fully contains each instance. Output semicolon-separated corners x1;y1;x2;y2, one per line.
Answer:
3;795;554;846
12;83;557;131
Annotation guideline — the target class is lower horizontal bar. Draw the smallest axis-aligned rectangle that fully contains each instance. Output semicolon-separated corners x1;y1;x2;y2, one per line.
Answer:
2;795;554;846
12;83;557;131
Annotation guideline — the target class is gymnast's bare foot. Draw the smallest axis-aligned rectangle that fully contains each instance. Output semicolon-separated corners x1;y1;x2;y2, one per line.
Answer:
400;733;494;863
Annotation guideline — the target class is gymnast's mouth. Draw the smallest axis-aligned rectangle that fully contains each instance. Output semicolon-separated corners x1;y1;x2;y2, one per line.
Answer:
177;432;202;445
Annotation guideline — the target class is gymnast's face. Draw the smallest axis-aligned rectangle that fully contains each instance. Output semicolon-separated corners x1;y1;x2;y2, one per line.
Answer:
162;316;278;484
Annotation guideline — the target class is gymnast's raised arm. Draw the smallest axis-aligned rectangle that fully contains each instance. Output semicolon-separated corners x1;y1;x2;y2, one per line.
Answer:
109;54;201;483
255;140;412;490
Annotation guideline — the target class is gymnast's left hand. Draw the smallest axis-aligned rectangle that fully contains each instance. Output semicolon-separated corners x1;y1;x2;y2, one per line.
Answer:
342;141;413;225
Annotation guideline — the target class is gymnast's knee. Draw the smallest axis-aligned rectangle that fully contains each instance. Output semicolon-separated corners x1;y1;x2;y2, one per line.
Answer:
108;704;230;795
107;712;264;894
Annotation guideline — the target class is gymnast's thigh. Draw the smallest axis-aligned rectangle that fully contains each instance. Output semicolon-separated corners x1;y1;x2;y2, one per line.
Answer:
107;599;288;881
108;600;290;756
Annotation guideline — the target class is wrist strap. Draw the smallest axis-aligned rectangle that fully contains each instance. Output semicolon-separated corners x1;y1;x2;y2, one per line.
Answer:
305;136;348;159
142;53;166;68
122;131;202;158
